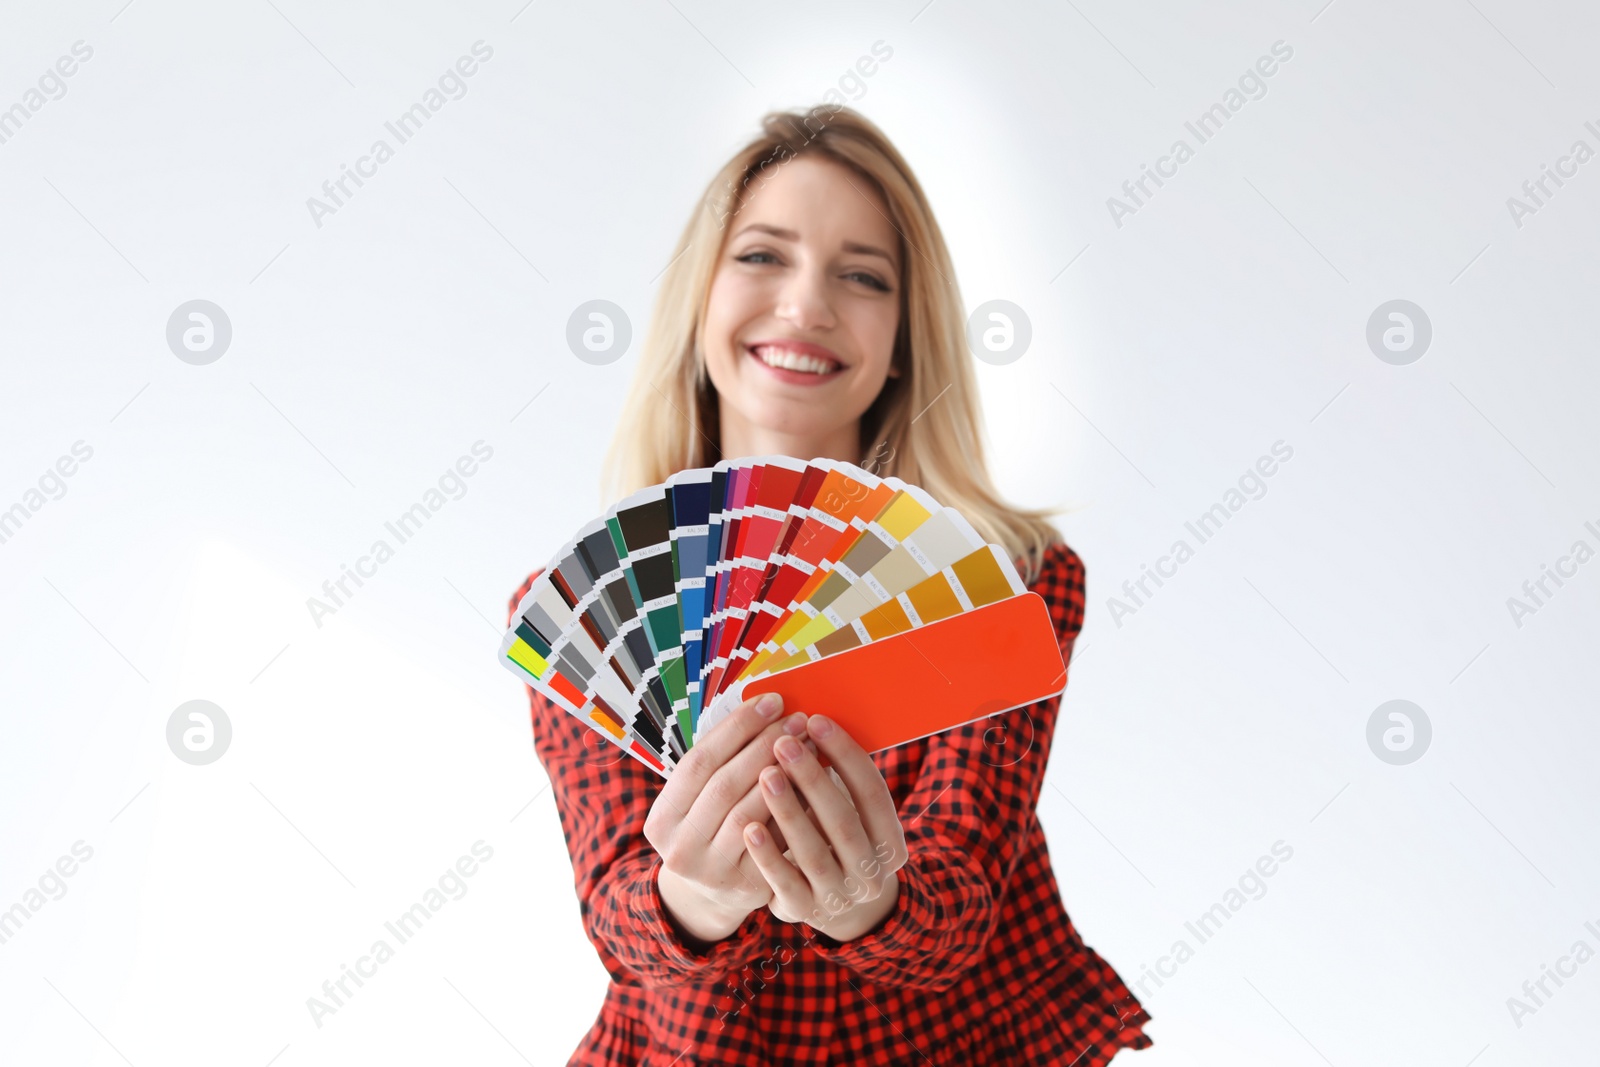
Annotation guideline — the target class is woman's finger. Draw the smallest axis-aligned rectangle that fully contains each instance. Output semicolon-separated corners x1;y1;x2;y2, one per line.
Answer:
714;739;824;861
682;710;809;848
760;762;839;887
646;692;786;849
804;714;906;866
771;733;874;886
743;819;809;915
734;846;774;909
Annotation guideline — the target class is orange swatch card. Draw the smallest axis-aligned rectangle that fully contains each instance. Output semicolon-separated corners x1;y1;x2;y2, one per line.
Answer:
708;591;1067;757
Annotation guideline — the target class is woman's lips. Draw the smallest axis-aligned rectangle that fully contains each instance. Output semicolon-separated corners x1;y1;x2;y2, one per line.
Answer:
744;341;846;385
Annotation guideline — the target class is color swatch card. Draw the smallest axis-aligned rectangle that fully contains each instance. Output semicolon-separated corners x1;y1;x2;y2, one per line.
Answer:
500;457;1068;779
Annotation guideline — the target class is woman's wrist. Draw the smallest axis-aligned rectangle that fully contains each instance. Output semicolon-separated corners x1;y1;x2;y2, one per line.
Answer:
810;868;899;943
657;863;753;948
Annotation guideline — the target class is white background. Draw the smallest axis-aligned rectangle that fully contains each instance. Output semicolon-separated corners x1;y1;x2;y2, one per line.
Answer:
1;1;1596;1064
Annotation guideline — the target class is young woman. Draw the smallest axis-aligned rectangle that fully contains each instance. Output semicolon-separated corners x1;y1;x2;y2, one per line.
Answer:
507;106;1153;1065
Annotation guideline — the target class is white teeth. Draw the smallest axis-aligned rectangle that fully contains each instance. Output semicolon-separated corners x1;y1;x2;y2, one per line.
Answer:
751;345;838;375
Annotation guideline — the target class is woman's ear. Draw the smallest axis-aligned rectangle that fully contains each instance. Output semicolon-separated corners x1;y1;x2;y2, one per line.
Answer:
887;361;902;379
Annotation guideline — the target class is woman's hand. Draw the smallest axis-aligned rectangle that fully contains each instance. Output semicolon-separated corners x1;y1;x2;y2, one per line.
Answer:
644;692;817;944
743;712;908;941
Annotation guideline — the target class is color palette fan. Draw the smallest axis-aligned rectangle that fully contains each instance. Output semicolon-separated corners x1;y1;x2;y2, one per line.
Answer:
499;456;1068;779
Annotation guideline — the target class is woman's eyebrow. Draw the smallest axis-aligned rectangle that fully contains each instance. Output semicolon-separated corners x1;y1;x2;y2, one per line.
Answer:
734;223;898;268
841;240;897;266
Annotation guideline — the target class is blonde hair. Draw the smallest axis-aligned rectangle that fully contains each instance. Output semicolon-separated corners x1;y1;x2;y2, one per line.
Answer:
600;105;1061;584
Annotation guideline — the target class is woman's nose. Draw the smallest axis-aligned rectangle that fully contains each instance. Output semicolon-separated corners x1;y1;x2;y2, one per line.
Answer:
774;266;836;331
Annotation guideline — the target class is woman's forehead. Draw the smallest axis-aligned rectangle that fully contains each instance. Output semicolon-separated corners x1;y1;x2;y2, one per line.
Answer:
731;156;899;267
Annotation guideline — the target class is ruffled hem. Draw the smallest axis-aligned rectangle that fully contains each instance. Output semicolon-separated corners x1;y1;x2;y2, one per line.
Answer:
567;1002;643;1067
974;951;1154;1066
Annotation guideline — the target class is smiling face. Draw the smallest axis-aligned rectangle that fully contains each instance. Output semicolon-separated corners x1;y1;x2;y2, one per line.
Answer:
701;153;903;461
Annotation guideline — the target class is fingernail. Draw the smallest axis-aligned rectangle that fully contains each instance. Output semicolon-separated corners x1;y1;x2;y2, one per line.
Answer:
762;767;786;795
808;714;835;739
756;693;782;719
776;735;804;763
747;823;766;847
783;712;807;736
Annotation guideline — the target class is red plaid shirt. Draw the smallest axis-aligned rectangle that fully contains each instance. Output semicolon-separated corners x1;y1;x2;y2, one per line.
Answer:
508;540;1154;1065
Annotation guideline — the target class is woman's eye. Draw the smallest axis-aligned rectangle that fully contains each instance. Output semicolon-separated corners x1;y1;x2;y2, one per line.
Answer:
847;271;891;292
736;252;889;292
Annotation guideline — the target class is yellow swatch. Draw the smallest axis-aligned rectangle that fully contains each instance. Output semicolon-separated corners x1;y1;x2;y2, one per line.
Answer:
507;639;550;679
905;572;963;624
951;547;1015;606
875;492;933;542
858;597;913;640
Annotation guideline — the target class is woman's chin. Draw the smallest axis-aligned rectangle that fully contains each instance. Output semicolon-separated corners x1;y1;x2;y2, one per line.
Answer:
731;403;849;449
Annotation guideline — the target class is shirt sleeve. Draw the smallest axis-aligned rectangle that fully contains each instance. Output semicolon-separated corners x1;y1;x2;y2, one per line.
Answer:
804;541;1087;992
508;571;778;988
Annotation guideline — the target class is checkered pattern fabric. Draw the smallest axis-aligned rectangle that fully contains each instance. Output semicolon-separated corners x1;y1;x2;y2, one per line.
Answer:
508;539;1153;1064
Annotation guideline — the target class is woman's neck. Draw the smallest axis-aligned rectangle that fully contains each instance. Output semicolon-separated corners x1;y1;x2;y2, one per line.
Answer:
718;410;861;466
